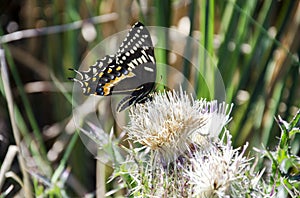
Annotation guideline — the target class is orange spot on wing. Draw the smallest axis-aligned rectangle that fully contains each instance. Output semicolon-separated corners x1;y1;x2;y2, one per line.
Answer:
101;72;135;95
103;87;110;95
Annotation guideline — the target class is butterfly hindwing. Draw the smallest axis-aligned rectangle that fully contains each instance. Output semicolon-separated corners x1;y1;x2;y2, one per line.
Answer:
116;82;154;112
69;54;115;95
70;22;156;111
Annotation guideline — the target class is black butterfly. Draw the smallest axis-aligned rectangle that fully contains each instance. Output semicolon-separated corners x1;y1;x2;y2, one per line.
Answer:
69;22;156;112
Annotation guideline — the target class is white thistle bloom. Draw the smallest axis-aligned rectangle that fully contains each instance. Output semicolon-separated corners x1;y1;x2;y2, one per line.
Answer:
125;89;233;163
186;131;260;198
120;89;263;197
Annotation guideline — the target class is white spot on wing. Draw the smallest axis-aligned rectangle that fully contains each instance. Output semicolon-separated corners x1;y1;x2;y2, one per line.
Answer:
132;59;138;65
128;62;135;69
149;55;155;63
144;66;154;72
84;74;90;80
137;58;143;64
141;50;147;57
141;55;147;63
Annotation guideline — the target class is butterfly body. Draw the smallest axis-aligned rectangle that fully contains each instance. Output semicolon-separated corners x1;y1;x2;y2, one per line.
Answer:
69;22;156;112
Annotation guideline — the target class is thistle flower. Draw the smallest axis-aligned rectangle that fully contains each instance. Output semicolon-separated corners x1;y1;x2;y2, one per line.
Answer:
120;89;263;197
186;131;259;197
125;89;233;163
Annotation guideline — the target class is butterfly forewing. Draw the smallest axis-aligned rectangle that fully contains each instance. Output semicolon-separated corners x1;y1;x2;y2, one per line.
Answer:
70;22;156;111
111;23;156;92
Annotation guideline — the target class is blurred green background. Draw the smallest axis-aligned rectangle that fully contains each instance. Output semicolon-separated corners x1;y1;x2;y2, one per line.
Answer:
0;0;299;197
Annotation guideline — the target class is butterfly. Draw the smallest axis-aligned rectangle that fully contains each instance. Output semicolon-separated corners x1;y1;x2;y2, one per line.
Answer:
69;22;156;112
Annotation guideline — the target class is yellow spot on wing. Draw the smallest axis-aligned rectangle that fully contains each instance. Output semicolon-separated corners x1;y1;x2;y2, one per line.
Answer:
116;66;122;71
126;72;135;78
107;68;112;73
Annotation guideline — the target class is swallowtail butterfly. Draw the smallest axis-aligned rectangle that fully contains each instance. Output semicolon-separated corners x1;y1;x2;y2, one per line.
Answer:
69;22;156;112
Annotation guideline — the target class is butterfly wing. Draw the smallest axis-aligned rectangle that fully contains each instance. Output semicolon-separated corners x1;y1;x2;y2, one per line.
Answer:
116;82;154;112
111;22;156;111
70;22;156;111
69;54;115;95
99;22;156;96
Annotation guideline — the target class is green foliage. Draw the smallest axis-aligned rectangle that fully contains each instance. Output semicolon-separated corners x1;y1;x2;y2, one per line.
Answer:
264;110;300;197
